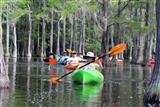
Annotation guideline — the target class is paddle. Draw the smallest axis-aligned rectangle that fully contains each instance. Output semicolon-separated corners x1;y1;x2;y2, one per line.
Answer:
107;43;126;55
66;49;77;54
48;43;126;84
66;49;73;54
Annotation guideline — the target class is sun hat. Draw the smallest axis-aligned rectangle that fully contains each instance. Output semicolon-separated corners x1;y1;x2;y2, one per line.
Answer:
83;52;96;59
71;51;77;54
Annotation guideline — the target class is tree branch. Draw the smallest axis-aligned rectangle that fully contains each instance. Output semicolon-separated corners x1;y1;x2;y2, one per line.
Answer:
107;0;131;28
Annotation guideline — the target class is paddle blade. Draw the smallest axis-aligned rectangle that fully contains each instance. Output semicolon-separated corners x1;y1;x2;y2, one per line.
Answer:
107;43;126;55
48;77;61;84
66;49;73;54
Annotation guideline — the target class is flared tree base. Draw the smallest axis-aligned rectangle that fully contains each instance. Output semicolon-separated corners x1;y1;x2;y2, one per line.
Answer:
144;92;160;107
0;76;10;88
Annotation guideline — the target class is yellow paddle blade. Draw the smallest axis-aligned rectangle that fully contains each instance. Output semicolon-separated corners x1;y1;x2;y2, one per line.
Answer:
107;43;126;55
66;49;73;53
48;77;61;84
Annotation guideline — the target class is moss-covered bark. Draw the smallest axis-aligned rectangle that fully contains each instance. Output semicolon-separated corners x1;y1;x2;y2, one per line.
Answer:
144;0;160;106
0;13;10;88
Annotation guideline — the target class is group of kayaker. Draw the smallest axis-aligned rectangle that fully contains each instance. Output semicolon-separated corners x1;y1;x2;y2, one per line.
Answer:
44;51;103;71
48;43;127;85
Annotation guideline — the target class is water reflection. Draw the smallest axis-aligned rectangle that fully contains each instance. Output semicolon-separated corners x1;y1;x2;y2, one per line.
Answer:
0;89;10;107
73;83;103;102
10;58;17;107
101;64;151;107
0;57;10;107
12;58;17;92
3;58;153;107
26;57;31;107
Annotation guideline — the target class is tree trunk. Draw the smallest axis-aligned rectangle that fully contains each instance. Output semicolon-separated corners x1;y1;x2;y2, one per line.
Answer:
41;18;46;57
27;5;32;57
79;16;83;53
41;0;46;57
56;20;60;55
144;0;160;106
137;7;146;64
101;0;108;54
129;46;133;62
153;31;156;53
62;17;66;53
136;33;144;63
82;10;86;55
73;15;77;51
69;16;73;50
12;23;17;58
131;36;138;63
110;25;114;48
50;11;54;53
0;13;10;88
37;23;40;56
131;8;144;64
116;0;122;43
101;30;107;54
148;32;154;59
5;6;10;57
143;1;150;65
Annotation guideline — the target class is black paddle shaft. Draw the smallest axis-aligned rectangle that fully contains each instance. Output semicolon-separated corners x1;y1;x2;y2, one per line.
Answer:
58;54;106;80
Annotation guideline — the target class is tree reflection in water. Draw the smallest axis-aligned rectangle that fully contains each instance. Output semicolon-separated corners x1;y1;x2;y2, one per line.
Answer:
100;64;151;107
1;58;152;107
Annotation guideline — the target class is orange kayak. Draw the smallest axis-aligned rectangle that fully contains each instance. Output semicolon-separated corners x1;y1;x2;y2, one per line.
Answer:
110;59;124;64
65;62;79;70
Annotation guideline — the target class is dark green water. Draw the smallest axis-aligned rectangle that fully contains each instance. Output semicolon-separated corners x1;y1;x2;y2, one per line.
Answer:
2;57;152;107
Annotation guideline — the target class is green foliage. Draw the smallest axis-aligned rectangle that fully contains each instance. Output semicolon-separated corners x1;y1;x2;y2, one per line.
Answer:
60;0;97;17
110;17;128;24
16;0;31;8
122;34;132;47
85;37;101;54
48;0;63;14
126;20;149;33
61;1;83;16
48;0;63;7
85;19;101;54
0;0;157;57
130;0;146;9
84;1;97;12
35;12;49;21
61;1;80;16
0;0;6;9
110;0;127;3
111;16;150;34
9;9;31;21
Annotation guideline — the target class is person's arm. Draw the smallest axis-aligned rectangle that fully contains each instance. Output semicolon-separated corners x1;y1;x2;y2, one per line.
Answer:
95;57;103;71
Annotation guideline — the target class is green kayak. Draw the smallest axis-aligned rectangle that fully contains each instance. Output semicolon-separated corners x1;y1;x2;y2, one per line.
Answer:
72;69;104;84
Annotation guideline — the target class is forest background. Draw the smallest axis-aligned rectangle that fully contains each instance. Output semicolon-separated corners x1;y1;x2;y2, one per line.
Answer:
0;0;156;66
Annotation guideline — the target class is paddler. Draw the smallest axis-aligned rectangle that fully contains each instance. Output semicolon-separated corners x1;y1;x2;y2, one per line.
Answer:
77;52;103;71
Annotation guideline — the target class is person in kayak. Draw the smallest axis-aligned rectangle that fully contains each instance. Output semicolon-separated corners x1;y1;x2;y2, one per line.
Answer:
77;52;103;71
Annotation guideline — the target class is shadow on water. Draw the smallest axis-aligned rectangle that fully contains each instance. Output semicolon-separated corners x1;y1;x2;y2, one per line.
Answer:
1;58;152;107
